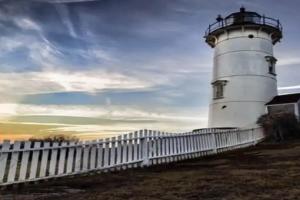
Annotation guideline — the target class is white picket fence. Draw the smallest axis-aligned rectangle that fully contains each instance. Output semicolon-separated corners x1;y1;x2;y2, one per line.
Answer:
0;127;264;186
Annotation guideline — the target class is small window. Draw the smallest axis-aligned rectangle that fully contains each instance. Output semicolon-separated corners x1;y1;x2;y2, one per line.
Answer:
212;80;227;99
265;56;277;75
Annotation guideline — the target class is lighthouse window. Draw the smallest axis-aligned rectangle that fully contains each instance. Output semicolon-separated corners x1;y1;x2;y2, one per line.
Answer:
265;56;277;75
212;80;227;99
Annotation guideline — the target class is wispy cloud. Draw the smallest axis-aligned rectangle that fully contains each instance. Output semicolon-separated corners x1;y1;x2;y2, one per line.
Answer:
0;103;208;140
14;17;41;31
33;0;99;3
54;4;78;37
0;103;207;121
277;57;300;66
0;70;155;96
278;85;300;91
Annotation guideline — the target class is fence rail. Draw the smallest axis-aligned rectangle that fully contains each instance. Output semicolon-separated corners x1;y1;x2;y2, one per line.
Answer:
0;127;264;186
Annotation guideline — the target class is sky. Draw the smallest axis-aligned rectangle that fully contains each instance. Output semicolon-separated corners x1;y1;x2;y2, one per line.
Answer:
0;0;300;141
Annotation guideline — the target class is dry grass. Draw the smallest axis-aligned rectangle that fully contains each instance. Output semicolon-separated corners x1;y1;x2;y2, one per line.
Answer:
1;140;300;200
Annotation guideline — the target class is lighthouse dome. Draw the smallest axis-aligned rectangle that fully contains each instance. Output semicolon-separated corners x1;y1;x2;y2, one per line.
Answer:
205;7;282;47
224;7;261;25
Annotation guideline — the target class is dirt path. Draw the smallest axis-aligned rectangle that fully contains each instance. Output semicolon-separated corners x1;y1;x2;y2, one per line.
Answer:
1;141;300;200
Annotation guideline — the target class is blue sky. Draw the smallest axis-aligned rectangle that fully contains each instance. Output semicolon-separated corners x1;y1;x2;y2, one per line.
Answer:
0;0;300;140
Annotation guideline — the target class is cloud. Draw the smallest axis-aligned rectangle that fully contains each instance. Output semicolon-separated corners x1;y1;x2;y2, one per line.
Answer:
33;0;99;3
278;85;300;91
54;4;77;37
0;36;24;53
0;103;208;140
14;17;41;31
0;69;156;97
0;104;19;118
0;103;207;120
277;57;300;66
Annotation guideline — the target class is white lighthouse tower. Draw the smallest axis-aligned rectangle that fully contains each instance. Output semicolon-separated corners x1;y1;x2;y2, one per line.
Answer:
205;7;282;128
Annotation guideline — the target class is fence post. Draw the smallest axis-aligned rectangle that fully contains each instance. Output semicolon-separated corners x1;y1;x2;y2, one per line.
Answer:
141;129;149;167
211;132;217;154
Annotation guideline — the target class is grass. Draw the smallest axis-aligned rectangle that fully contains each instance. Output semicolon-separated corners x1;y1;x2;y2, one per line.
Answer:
1;140;300;200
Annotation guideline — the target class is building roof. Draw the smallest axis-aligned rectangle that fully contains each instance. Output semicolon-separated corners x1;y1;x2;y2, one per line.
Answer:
266;93;300;105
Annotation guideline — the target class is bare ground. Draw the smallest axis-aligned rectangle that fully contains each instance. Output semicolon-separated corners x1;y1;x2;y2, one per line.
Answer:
1;141;300;200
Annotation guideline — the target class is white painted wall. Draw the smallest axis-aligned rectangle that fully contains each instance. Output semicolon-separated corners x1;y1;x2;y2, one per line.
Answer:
208;29;278;128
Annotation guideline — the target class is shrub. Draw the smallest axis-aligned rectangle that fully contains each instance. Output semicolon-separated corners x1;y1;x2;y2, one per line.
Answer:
29;134;79;143
257;112;299;141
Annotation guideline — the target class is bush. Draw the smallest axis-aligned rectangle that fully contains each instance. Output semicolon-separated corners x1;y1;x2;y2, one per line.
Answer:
257;112;300;141
29;134;79;143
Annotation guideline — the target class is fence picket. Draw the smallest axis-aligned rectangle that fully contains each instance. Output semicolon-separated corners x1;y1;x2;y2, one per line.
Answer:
190;134;195;158
188;133;193;158
128;133;133;168
142;130;148;166
148;131;153;165
0;140;10;183
74;142;83;172
116;136;122;170
231;131;235;148
66;142;75;174
110;137;116;170
190;133;194;157
18;141;31;181
133;132;138;167
58;142;67;175
161;132;167;163
122;135;128;169
199;134;204;156
157;131;162;164
165;133;170;163
179;133;184;160
203;134;208;155
104;138;110;170
195;133;200;156
90;140;97;170
97;139;103;169
169;134;174;162
174;134;180;161
82;141;90;171
29;142;41;179
184;133;188;159
152;131;157;164
7;141;21;182
138;131;143;166
39;142;50;178
49;142;59;176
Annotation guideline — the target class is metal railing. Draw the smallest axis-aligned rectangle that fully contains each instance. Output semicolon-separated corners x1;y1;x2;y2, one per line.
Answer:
205;15;282;37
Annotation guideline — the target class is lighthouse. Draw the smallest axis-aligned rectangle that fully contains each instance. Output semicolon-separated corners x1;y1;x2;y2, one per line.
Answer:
205;7;282;128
